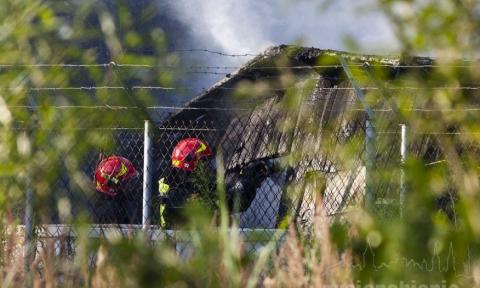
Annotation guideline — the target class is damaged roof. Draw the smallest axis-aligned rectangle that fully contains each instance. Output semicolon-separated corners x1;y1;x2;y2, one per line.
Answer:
165;45;435;120
156;45;467;170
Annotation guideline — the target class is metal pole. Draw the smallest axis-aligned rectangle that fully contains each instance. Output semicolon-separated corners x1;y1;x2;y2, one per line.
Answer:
400;124;407;217
23;102;36;286
24;171;34;285
142;120;153;230
365;120;375;211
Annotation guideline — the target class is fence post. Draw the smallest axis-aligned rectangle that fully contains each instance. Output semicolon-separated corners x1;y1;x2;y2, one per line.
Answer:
24;175;34;272
400;124;407;217
365;120;376;211
143;120;153;230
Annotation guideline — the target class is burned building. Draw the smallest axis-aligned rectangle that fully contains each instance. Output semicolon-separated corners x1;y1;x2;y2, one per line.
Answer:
153;45;448;227
44;45;467;227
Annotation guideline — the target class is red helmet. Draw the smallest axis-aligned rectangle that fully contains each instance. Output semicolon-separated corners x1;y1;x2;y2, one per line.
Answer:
172;138;212;172
94;155;138;196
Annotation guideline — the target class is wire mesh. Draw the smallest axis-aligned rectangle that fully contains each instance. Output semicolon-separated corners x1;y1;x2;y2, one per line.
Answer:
27;102;370;253
42;129;145;226
21;81;469;259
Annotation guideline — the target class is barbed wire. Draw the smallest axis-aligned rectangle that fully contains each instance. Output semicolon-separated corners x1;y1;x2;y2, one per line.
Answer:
13;126;228;131
14;125;480;135
7;105;480;113
14;127;145;131
376;131;480;135
6;85;480;92
18;86;175;91
0;63;476;70
9;105;251;111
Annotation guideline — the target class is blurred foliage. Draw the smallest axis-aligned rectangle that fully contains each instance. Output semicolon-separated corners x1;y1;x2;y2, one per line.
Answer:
349;1;479;286
2;0;480;287
0;0;174;286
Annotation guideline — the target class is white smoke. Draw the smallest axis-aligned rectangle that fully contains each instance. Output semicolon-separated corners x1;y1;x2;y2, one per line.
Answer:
166;0;398;62
162;0;399;96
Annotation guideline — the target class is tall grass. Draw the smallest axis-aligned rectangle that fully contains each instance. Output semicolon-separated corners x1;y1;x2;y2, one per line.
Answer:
2;0;480;287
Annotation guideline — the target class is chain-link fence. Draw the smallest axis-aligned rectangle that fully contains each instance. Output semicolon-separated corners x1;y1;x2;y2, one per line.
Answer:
25;98;372;256
20;83;467;261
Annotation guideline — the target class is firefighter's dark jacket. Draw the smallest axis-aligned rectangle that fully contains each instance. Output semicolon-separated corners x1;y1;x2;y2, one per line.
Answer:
156;159;278;225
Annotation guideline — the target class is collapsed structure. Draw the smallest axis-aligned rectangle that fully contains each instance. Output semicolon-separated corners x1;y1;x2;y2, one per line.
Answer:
153;45;441;227
46;45;460;228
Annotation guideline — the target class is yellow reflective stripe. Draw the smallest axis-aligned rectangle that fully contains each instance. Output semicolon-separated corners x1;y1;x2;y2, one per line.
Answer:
196;142;207;154
172;159;181;167
114;163;128;178
159;204;166;227
158;178;170;194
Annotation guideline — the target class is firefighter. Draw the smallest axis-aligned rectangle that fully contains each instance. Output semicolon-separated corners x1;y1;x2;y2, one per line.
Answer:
157;137;278;227
93;155;139;223
94;155;139;196
157;138;215;226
